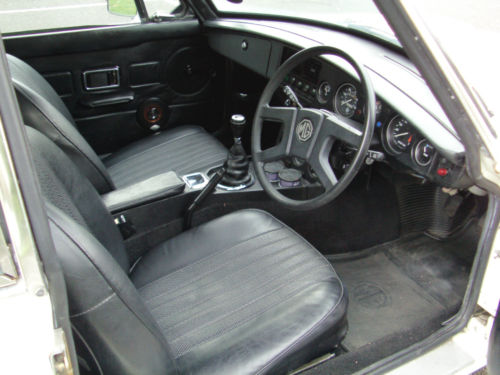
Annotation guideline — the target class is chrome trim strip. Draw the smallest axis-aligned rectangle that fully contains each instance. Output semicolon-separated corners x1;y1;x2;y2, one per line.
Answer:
0;223;17;288
0;116;46;295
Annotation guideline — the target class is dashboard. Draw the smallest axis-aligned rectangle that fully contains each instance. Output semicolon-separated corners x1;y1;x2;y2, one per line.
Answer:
206;19;472;189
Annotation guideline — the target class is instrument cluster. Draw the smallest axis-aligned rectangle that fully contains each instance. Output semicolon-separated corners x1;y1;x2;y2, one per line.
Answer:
281;65;441;175
380;114;438;170
282;74;383;124
277;49;469;187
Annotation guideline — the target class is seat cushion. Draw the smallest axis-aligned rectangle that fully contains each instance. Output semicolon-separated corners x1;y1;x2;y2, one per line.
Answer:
104;125;227;188
131;209;348;375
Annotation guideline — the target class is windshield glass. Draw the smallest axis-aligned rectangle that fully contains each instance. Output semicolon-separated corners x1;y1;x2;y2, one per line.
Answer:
402;0;499;130
210;0;397;44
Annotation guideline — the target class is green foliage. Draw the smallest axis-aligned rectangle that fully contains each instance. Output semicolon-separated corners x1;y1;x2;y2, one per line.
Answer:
108;0;137;17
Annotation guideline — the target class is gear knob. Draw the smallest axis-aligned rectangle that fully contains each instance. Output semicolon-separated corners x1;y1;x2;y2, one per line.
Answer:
230;114;246;141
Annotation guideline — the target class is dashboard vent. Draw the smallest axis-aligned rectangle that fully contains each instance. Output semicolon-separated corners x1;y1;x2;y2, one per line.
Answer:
303;59;321;83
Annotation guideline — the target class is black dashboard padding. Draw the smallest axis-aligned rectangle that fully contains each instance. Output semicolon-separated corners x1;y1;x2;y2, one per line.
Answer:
102;171;185;213
209;32;271;77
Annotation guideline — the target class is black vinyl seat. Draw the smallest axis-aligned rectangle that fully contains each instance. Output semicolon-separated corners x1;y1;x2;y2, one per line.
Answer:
26;126;348;374
102;125;227;189
8;54;227;193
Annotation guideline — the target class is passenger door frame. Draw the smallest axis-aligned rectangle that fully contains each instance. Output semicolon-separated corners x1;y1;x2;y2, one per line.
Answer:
0;35;78;374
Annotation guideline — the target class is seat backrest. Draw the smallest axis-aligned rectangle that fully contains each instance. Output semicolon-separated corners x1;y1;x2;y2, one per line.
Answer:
26;127;178;374
8;54;115;194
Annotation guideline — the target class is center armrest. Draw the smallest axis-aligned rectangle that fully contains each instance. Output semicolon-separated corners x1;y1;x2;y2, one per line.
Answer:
102;172;185;213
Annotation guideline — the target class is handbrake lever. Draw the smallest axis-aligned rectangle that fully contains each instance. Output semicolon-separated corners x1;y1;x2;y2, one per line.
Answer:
184;166;226;230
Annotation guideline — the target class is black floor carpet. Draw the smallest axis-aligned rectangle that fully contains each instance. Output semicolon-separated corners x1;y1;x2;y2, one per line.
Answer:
192;170;400;254
329;236;467;350
300;232;473;374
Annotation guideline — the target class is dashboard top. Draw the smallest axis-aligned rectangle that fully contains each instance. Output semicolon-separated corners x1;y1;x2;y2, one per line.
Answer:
205;18;465;164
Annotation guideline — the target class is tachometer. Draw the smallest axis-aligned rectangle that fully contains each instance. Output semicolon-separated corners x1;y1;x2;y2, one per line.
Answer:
334;83;358;118
386;115;415;153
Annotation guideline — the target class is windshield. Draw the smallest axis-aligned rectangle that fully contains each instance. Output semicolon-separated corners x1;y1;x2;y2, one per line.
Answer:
402;0;499;131
210;0;397;45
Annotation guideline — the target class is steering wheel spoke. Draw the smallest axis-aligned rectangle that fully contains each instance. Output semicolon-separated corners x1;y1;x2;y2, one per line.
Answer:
309;138;338;191
254;105;297;163
254;142;287;162
323;111;363;148
260;104;297;124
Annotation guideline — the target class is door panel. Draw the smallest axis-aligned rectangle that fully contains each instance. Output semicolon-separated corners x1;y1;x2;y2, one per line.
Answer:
4;21;226;154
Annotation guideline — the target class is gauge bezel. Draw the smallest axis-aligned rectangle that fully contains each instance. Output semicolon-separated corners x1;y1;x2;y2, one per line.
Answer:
412;138;435;167
334;83;358;118
316;81;331;104
385;115;412;155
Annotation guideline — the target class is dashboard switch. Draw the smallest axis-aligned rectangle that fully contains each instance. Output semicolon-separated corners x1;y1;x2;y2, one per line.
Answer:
437;168;448;177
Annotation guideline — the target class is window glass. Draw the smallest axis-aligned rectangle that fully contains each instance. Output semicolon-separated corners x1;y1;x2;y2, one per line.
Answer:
403;0;500;128
0;0;183;34
143;0;183;18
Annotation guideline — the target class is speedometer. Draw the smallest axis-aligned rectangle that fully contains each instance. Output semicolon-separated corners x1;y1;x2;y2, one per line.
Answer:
385;115;415;154
334;83;358;118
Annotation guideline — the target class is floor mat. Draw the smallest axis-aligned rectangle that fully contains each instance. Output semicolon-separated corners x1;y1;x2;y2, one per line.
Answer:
328;234;469;351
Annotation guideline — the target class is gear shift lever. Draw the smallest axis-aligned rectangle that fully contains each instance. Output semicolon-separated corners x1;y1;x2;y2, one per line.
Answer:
219;114;253;189
231;114;246;141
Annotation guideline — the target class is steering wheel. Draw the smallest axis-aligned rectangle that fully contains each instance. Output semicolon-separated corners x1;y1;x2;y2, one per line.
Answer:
252;46;376;210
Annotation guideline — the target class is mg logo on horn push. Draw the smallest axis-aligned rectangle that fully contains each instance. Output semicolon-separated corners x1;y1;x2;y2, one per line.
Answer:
296;119;313;142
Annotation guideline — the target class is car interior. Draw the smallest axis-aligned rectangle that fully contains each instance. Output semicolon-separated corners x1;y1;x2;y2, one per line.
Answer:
1;2;490;374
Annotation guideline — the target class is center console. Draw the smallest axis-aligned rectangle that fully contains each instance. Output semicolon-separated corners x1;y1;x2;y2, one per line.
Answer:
105;114;319;264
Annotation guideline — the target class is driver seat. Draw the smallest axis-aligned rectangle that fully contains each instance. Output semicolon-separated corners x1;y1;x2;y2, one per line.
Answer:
26;126;348;375
7;54;228;194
